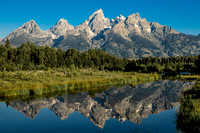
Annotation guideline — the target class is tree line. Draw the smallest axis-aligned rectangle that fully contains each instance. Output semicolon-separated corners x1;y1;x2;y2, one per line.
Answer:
0;39;128;71
125;54;200;74
0;39;200;74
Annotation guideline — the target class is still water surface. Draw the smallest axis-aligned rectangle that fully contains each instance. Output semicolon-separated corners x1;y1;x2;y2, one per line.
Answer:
0;80;195;133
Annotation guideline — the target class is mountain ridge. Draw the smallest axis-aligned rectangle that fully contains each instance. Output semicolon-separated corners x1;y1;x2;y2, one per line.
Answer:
1;9;200;58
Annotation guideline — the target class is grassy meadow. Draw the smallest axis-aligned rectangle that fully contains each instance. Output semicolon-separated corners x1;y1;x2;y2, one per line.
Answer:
0;68;159;97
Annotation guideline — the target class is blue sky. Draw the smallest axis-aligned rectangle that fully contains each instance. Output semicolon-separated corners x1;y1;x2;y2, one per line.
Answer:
0;0;199;38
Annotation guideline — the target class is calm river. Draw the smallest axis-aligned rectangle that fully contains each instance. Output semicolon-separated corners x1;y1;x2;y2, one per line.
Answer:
0;80;196;133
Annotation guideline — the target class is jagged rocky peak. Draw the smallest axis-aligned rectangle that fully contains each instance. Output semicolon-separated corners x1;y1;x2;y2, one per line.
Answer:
124;12;179;37
127;13;142;21
20;20;42;34
57;18;68;24
23;20;36;26
125;12;148;27
4;20;53;40
88;8;104;19
150;22;179;34
124;12;151;34
111;14;126;26
115;14;126;21
86;9;111;35
50;18;74;37
0;19;55;47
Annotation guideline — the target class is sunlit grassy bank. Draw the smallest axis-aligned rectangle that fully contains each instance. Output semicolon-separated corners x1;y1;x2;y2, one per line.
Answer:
178;75;200;80
0;68;159;97
161;74;200;82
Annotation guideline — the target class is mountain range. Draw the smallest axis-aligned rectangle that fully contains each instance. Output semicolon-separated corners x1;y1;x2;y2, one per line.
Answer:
1;9;200;58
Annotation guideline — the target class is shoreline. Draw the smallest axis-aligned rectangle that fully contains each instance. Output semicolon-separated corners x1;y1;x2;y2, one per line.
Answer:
0;69;159;97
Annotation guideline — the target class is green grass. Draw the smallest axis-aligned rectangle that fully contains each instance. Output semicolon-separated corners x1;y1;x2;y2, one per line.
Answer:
178;75;200;80
177;80;200;132
0;69;159;97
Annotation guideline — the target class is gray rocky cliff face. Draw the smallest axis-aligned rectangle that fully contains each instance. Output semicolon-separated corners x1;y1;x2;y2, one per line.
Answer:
55;22;92;51
1;20;54;47
8;80;195;129
53;9;111;51
1;9;200;58
111;14;126;27
86;9;111;35
5;20;53;39
50;18;74;38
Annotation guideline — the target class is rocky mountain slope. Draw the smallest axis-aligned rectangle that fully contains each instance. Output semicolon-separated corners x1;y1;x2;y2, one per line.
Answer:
1;20;54;47
50;18;74;37
1;9;200;58
8;80;195;129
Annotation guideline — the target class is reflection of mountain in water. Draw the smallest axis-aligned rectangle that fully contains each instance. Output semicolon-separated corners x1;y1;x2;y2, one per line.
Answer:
8;80;195;129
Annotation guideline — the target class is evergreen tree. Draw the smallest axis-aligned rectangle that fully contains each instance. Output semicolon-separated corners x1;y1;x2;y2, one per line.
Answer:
56;48;65;67
0;45;8;59
195;55;200;73
5;38;11;49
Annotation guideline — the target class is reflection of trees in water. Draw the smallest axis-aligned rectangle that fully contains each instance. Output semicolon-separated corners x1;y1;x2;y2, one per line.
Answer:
177;81;200;133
